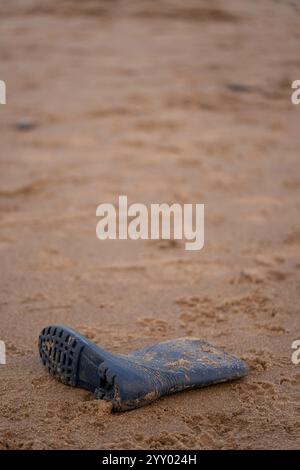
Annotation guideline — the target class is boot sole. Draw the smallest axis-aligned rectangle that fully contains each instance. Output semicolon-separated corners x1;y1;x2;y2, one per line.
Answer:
38;325;106;393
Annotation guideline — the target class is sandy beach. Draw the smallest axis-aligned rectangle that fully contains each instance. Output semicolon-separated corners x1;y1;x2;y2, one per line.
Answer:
0;0;299;449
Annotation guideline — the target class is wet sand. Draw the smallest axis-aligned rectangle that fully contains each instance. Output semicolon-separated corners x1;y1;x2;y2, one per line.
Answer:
0;0;300;449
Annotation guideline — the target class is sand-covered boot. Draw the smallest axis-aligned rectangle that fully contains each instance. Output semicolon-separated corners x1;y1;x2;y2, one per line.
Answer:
39;325;248;411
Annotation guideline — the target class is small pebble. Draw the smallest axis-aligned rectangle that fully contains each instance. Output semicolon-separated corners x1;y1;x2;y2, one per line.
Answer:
15;117;37;131
226;83;254;93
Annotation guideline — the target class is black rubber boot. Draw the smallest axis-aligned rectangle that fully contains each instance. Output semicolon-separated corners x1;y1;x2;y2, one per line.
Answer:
39;325;248;411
